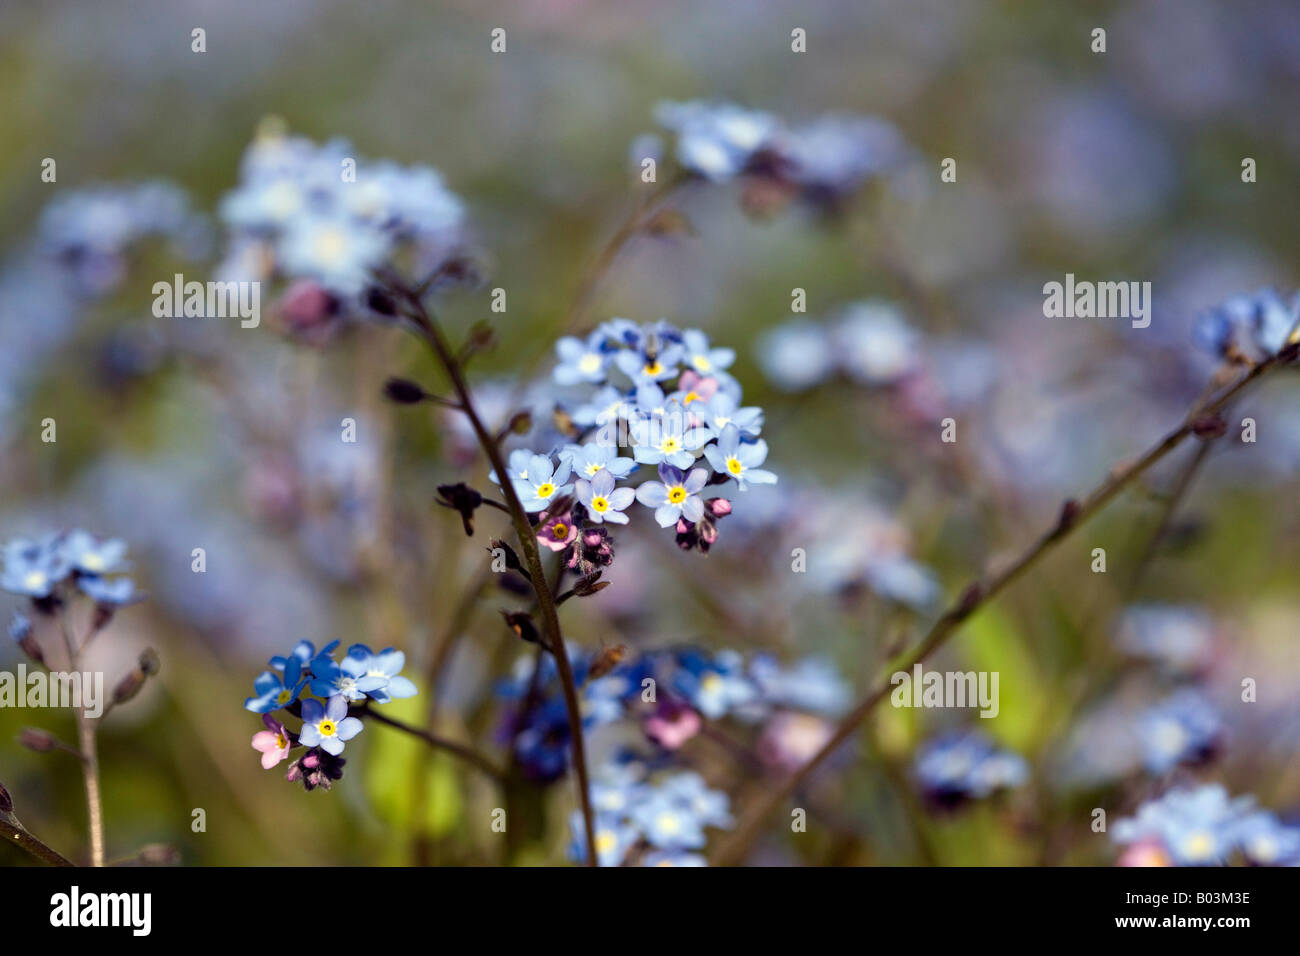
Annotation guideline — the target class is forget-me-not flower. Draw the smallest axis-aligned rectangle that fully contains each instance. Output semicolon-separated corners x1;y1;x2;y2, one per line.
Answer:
704;424;776;490
298;695;364;756
575;470;636;525
635;464;709;527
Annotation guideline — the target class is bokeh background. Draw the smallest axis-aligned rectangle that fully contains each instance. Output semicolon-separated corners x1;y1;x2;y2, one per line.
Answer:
2;0;1299;865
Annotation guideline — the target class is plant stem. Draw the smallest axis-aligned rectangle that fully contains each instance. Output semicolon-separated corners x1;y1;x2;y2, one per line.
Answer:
394;283;600;866
364;706;506;783
59;615;104;867
711;349;1290;865
0;819;75;866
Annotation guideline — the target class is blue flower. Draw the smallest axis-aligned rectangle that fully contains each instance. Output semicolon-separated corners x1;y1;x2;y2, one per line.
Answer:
508;453;573;513
833;301;920;385
553;333;610;386
774;114;907;200
1113;785;1255;866
570;386;634;429
1137;690;1221;775
697;392;763;439
308;650;388;701
703;424;776;491
298;695;364;756
680;330;735;379
642;850;707;867
277;212;392;295
488;448;536;486
631;414;706;470
615;342;683;386
59;530;130;576
660;772;734;828
560;442;636;480
654;100;778;182
568;812;641;867
244;657;307;713
1233;812;1300;866
755;319;836;391
914;731;1028;806
575;470;635;525
270;640;336;672
749;655;851;716
340;644;418;703
635;464;709;528
77;575;144;607
1;536;71;598
671;650;757;719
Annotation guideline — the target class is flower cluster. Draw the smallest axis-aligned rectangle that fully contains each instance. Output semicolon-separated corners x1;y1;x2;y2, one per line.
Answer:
244;640;417;790
652;100;911;208
569;766;733;867
1;530;144;612
497;645;849;783
492;318;774;554
1136;689;1221;775
1113;785;1300;867
756;300;921;392
913;731;1029;809
217;127;468;334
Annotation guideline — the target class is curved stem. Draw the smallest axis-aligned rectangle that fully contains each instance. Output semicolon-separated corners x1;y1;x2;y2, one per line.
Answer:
363;706;506;783
393;284;599;866
711;349;1291;865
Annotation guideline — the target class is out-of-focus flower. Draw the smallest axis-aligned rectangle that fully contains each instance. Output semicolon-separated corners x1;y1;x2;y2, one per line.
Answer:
672;650;758;720
914;731;1028;807
1;536;70;599
755;320;836;391
1197;288;1298;360
833;300;921;385
553;332;611;385
1115;604;1215;676
654;100;779;182
1137;690;1221;774
643;698;702;750
1113;785;1259;866
758;712;836;772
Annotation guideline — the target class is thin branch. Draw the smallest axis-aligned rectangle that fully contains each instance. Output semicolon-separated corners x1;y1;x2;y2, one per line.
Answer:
392;283;600;866
60;613;104;867
711;347;1293;865
363;706;506;783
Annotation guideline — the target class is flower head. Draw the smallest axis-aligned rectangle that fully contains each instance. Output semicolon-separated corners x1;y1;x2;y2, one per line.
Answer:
703;424;776;491
509;453;573;513
575;470;635;525
251;714;293;769
635;464;709;528
298;695;363;756
537;508;580;552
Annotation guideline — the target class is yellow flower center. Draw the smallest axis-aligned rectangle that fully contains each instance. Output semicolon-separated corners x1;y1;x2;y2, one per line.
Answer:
535;482;556;498
551;523;569;538
578;353;602;374
667;486;687;504
682;390;702;405
276;689;292;705
656;813;681;835
660;436;681;453
584;462;602;476
643;361;664;377
692;355;712;372
81;553;105;572
1181;831;1214;861
594;831;618;855
275;733;288;750
22;570;46;591
590;496;609;513
313;227;348;264
726;457;743;475
319;719;337;737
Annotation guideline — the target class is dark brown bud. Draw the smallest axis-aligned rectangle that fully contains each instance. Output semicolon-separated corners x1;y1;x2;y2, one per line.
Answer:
587;644;627;681
438;483;485;536
501;610;541;645
384;378;429;405
571;572;609;598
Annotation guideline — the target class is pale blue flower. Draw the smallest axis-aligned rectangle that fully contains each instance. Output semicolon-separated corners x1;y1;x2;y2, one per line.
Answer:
631;412;706;470
553;332;610;386
655;100;778;182
561;442;636;480
697;392;763;439
298;695;364;756
615;343;683;385
680;330;735;378
755;320;835;391
635;464;709;527
489;448;536;486
277;213;392;294
575;470;636;525
509;454;573;512
703;424;776;490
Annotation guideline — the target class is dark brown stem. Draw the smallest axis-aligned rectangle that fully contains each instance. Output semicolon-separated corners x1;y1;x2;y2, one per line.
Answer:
393;285;599;866
0;818;75;866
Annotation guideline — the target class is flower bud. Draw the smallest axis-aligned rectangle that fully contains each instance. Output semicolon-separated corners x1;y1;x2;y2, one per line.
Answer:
18;728;58;753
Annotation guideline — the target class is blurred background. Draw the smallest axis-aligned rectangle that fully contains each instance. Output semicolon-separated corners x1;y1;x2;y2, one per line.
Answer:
2;0;1299;866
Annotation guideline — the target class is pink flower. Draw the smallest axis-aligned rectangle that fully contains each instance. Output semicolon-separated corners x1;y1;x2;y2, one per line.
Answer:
536;510;578;553
251;714;292;769
1117;839;1173;868
643;699;702;749
758;712;834;773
